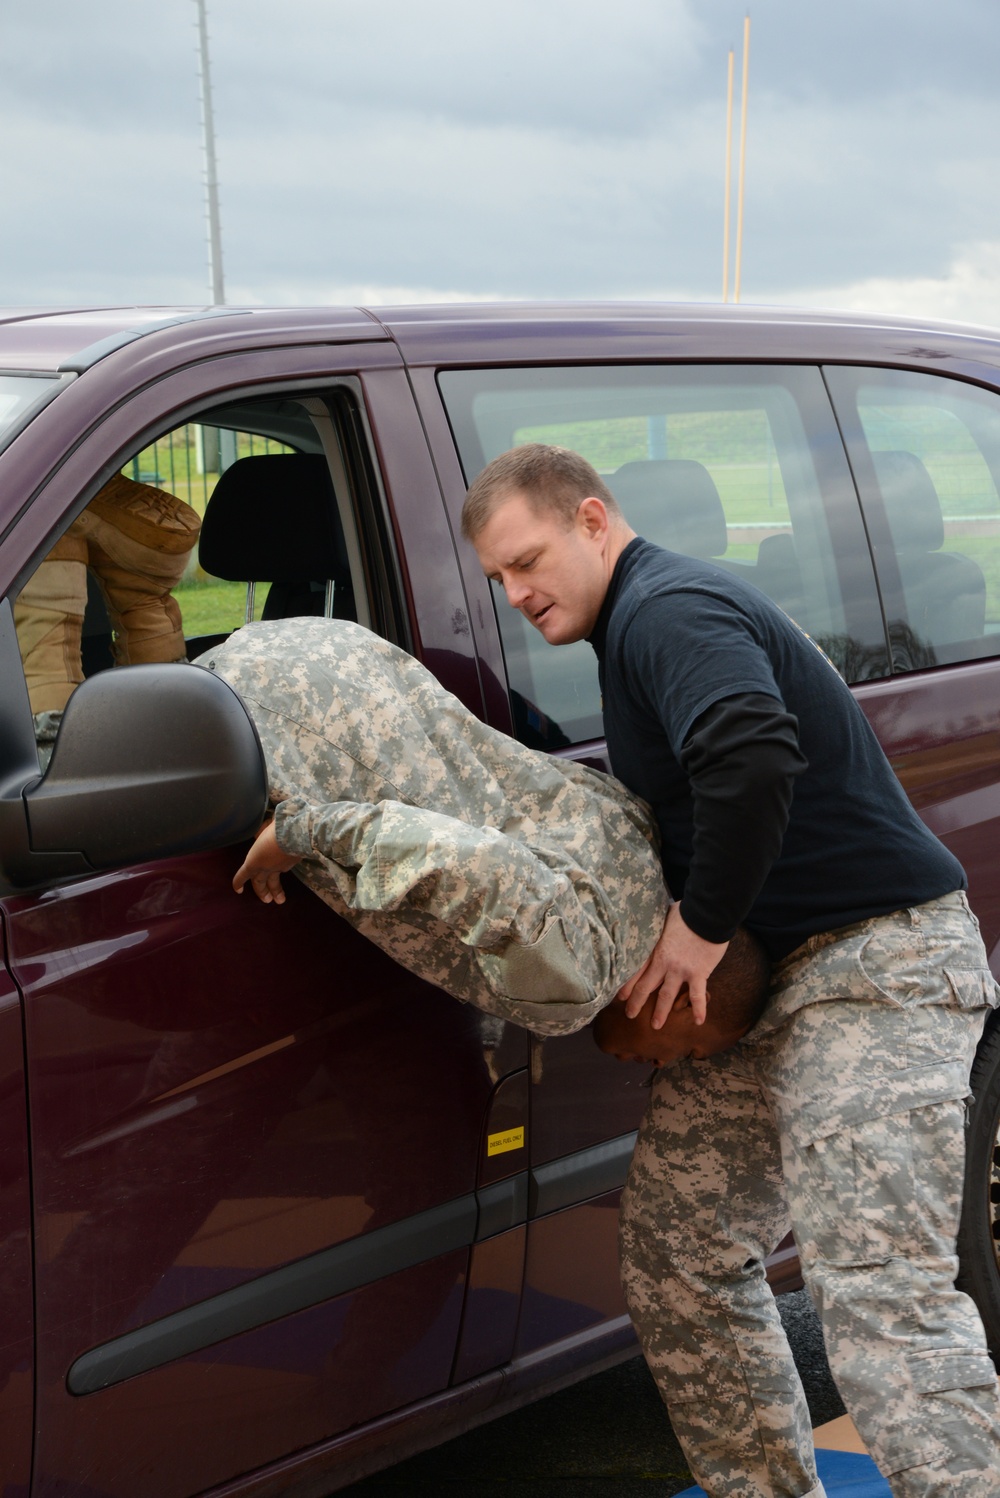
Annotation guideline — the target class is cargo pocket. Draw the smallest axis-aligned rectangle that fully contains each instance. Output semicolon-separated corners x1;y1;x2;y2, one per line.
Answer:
791;1115;897;1265
908;1347;997;1396
870;1348;1000;1478
786;1064;971;1266
944;967;1000;1012
488;917;597;1007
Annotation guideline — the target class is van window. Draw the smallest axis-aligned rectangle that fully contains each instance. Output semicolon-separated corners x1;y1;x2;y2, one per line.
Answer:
13;390;387;757
125;423;297;644
825;367;1000;671
441;364;885;746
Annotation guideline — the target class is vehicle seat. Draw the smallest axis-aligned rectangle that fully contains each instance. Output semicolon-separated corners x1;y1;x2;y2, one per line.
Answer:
872;450;986;650
197;454;355;646
611;459;734;564
755;531;808;624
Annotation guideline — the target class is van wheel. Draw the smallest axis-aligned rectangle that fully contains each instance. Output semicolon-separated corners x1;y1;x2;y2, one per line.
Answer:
956;1018;1000;1366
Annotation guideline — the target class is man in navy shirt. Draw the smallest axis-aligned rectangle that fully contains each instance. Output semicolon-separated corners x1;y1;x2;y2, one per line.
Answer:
466;443;1000;1498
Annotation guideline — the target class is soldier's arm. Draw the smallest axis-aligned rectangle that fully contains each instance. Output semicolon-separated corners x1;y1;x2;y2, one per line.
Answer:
232;819;301;904
272;796;593;953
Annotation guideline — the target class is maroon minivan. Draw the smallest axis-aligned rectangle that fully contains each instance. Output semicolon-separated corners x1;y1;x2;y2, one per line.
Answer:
1;303;998;1497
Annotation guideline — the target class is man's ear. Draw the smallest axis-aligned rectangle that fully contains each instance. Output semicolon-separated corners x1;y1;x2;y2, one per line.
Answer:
577;497;610;540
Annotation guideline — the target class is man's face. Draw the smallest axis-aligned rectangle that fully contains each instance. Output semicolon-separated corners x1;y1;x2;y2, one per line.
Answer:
473;491;612;646
593;993;747;1067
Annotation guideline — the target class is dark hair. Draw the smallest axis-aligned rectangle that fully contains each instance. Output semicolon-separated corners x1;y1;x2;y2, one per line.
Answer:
706;925;770;1031
461;443;624;540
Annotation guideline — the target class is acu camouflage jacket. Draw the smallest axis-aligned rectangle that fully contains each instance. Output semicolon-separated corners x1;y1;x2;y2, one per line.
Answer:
201;619;667;1035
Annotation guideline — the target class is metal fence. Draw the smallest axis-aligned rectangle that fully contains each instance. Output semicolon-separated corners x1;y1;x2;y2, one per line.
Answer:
128;426;291;517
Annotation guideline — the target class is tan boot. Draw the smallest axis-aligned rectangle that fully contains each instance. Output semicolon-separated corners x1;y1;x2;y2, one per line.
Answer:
74;473;201;665
13;524;88;715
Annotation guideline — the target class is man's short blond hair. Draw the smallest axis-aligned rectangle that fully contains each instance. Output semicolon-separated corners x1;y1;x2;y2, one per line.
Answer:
461;443;624;541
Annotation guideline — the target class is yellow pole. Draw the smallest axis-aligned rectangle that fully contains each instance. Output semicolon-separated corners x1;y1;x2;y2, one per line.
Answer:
734;13;750;304
722;48;734;302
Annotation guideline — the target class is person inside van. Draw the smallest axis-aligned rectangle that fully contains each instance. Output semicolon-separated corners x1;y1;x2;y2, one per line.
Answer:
15;473;201;762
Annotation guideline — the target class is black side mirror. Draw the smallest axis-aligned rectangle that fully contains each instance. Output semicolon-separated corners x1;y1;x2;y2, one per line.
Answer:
0;602;266;889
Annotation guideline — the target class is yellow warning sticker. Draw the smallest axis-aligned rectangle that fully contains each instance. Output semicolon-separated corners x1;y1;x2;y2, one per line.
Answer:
487;1126;525;1157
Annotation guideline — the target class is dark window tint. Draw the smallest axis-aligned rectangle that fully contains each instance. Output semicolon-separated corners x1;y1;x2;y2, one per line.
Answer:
441;364;886;745
826;366;1000;672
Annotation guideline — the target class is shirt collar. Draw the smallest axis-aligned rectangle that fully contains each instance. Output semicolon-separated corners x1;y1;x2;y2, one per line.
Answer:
588;536;646;657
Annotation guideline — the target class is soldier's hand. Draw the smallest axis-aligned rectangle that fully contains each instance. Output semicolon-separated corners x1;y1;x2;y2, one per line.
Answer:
617;902;728;1029
233;820;301;905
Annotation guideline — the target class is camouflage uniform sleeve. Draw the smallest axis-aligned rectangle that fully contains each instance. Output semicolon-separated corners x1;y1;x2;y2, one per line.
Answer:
273;795;594;956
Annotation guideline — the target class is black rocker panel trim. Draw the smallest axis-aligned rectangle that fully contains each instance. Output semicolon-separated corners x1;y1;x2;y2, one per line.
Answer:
68;1130;639;1395
69;1193;478;1395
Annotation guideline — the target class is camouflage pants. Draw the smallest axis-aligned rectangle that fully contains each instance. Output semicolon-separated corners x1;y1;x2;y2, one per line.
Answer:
620;891;1000;1498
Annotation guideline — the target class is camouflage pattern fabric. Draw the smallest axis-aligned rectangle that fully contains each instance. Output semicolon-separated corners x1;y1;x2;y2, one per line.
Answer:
199;618;667;1033
621;890;1000;1498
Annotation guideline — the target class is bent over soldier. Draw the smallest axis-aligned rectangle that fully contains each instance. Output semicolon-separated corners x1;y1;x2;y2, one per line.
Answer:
199;616;668;1036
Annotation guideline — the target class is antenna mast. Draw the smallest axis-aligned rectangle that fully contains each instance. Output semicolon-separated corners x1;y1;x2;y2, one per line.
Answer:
195;0;225;304
734;13;751;304
722;48;734;302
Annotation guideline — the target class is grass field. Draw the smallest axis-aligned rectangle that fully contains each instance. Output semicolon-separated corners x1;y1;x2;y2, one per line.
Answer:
175;576;270;639
515;415;1000;614
154;414;1000;644
126;425;293;524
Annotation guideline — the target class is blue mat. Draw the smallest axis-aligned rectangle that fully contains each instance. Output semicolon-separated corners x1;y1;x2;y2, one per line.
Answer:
675;1447;890;1496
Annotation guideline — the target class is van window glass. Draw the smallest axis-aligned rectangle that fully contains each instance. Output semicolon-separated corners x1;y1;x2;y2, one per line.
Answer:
825;367;1000;671
441;365;885;747
13;392;375;759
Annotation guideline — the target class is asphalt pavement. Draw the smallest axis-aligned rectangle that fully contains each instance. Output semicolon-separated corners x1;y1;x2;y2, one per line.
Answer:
341;1288;844;1496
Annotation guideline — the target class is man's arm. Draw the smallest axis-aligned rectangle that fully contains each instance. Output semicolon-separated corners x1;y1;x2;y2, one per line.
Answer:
621;692;805;1027
619;899;728;1025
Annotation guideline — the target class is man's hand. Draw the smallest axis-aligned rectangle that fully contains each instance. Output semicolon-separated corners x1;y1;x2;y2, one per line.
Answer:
233;820;301;905
617;902;728;1030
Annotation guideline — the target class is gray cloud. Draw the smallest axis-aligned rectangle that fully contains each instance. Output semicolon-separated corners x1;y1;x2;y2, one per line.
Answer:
1;0;998;313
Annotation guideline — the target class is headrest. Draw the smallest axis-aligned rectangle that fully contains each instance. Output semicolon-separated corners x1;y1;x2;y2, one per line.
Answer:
611;459;728;558
199;454;343;582
871;451;944;553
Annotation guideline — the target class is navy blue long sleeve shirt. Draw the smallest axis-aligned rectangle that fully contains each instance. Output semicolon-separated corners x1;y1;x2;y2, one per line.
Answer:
588;538;965;960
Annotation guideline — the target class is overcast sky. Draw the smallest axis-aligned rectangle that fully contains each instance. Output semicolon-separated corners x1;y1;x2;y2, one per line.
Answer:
3;0;999;324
